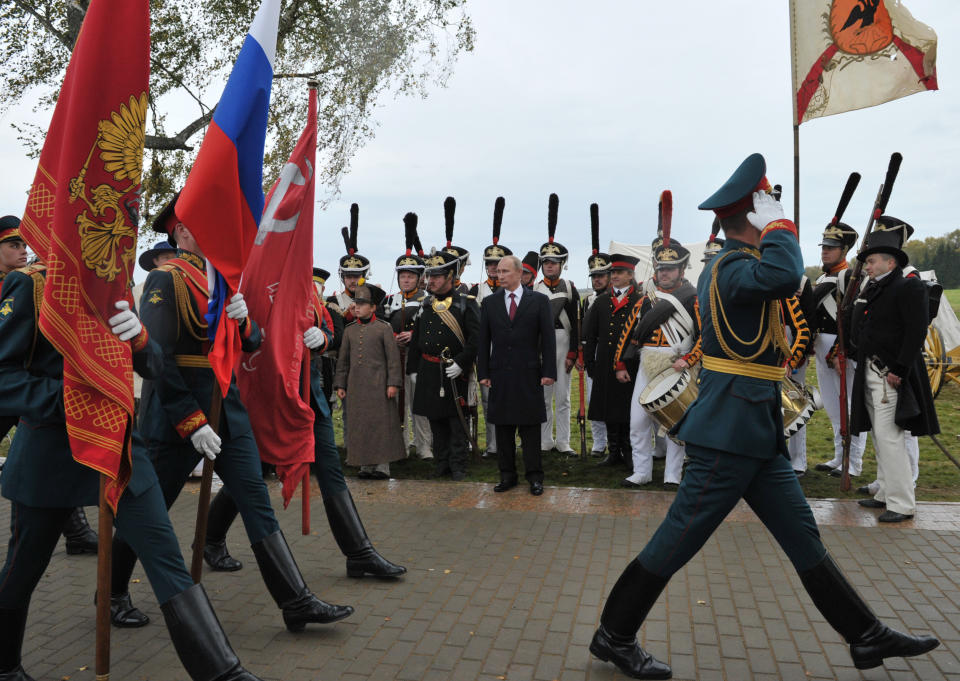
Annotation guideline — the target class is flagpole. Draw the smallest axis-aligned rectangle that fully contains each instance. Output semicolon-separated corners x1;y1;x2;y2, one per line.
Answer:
793;123;800;229
301;350;311;535
95;475;113;680
788;0;800;232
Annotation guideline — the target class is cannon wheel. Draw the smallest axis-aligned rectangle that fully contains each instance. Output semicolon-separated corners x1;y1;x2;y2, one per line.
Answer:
925;325;947;399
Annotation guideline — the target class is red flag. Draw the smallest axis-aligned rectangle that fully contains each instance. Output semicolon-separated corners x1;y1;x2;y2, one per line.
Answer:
18;0;150;512
237;86;317;507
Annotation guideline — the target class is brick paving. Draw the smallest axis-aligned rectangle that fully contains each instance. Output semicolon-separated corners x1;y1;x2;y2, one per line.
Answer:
13;478;960;680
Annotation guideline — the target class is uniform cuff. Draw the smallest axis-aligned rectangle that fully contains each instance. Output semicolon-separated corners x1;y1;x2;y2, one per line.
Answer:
566;351;577;360
760;219;798;241
175;410;208;439
131;326;149;353
615;361;626;372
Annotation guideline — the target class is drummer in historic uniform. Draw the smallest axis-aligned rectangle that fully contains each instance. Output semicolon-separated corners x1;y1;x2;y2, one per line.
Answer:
383;213;432;460
615;192;701;488
590;153;939;679
580;205;611;457
583;254;641;468
407;249;480;480
534;194;579;456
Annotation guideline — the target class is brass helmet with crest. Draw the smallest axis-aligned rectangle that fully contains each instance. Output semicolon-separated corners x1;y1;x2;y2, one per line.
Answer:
701;217;725;263
338;203;371;277
539;193;568;269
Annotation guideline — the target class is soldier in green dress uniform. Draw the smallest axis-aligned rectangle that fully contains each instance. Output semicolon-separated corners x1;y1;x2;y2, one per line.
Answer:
0;262;266;680
589;154;939;679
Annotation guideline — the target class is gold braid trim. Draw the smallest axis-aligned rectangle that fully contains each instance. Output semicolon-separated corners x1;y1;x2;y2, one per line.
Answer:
613;297;644;366
28;268;45;369
708;249;790;363
783;296;810;369
169;269;208;342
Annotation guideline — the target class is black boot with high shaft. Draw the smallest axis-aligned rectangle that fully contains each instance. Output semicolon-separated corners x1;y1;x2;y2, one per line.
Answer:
799;553;939;670
251;530;354;632
0;607;35;681
161;584;264;681
204;489;243;572
589;559;672;680
62;507;98;555
324;490;406;579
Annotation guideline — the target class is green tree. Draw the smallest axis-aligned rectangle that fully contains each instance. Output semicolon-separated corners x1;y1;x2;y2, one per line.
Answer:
1;0;474;225
904;230;960;288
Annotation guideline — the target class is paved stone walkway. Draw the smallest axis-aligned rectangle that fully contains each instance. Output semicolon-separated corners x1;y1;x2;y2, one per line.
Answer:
13;479;960;680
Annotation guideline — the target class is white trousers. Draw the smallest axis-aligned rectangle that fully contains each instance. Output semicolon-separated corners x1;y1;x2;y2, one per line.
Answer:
404;373;433;457
864;365;915;515
586;374;607;451
481;383;496;453
787;359;808;472
814;334;866;474
542;328;572;450
627;347;684;485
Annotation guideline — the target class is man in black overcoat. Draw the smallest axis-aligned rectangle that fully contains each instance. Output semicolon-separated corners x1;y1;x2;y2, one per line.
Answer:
844;217;939;522
478;255;557;495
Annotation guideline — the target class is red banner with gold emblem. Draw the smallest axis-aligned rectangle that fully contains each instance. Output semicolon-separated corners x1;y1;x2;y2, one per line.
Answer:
19;0;150;513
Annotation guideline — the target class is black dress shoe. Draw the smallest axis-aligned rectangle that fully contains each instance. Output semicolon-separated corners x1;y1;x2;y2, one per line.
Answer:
109;592;150;628
0;665;35;681
589;626;672;679
357;469;372;479
856;485;873;495
858;499;886;509
662;482;679;491
529;481;544;496
878;510;914;523
850;621;939;669
494;478;517;493
557;449;576;456
794;469;806;478
814;462;837;472
621;480;643;489
369;470;389;480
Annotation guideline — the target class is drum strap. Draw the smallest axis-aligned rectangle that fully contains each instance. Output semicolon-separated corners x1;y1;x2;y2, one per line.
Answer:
702;355;785;381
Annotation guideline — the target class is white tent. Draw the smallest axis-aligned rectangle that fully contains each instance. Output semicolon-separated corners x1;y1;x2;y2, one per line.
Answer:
608;240;708;284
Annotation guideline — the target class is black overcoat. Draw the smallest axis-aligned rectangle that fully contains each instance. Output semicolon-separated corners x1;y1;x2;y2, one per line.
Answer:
845;269;939;437
477;289;557;425
583;287;641;423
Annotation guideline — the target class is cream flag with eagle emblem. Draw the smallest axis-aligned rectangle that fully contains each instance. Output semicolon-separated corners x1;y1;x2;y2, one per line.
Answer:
791;0;938;124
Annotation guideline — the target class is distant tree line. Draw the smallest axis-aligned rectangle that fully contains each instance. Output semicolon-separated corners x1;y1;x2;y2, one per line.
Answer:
904;230;960;288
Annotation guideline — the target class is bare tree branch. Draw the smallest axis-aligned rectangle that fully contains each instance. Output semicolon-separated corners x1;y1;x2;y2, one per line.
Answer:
145;108;215;151
10;0;72;51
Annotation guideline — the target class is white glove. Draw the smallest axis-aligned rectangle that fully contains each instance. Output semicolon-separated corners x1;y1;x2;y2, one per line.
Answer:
190;424;221;461
409;373;417;383
444;362;463;379
108;300;142;342
225;293;248;320
746;190;786;231
303;326;325;350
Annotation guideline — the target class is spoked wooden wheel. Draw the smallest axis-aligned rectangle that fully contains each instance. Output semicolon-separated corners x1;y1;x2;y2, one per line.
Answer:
924;325;946;399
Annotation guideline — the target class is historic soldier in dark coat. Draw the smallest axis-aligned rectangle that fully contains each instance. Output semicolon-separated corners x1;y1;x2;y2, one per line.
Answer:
478;255;556;495
845;218;938;522
0;262;266;680
582;254;641;468
589;153;939;679
110;199;353;633
407;249;479;480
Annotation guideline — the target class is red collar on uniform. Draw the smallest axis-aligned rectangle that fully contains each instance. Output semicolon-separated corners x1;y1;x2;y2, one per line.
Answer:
358;313;376;325
486;277;499;289
542;277;560;287
826;261;848;274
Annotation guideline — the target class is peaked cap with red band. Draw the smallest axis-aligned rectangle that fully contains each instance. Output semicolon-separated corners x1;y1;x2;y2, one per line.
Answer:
608;253;639;271
698;153;773;218
0;215;22;243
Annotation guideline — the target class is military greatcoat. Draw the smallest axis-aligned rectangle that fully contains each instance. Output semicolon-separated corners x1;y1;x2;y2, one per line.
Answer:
583;286;641;423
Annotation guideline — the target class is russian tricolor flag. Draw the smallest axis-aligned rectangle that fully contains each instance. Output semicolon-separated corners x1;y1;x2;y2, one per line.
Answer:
176;0;281;396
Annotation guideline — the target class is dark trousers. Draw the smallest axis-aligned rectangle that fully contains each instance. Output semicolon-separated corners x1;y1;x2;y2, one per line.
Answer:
429;416;468;475
112;430;279;591
495;424;543;483
202;407;350;540
0;482;192;609
638;443;826;578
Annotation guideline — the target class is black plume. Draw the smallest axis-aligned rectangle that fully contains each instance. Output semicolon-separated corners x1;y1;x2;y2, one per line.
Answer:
349;203;359;251
772;184;783;201
547;193;558;241
492;196;505;244
444;196;456;244
590;203;599;254
341;226;351;254
403;212;417;252
413;233;424;257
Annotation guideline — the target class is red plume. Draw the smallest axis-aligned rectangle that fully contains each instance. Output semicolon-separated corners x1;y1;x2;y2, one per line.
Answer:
660;190;673;245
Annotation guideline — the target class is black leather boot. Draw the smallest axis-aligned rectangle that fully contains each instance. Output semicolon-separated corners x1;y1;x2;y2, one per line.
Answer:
598;428;624;467
110;592;150;628
62;507;98;555
251;530;354;632
589;559;672;679
204;489;242;572
323;490;406;579
799;553;939;670
0;607;34;681
161;584;264;681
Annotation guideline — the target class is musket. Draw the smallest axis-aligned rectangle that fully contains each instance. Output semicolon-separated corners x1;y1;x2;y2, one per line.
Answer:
837;152;902;491
441;347;481;458
576;296;587;459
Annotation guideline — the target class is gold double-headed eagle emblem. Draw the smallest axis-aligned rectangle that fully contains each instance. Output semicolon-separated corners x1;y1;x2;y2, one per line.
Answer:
70;92;147;285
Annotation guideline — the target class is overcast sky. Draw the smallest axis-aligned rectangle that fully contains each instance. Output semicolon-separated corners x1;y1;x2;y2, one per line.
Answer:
0;0;956;293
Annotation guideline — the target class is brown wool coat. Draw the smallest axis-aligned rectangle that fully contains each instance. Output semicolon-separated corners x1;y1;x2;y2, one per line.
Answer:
333;316;405;465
